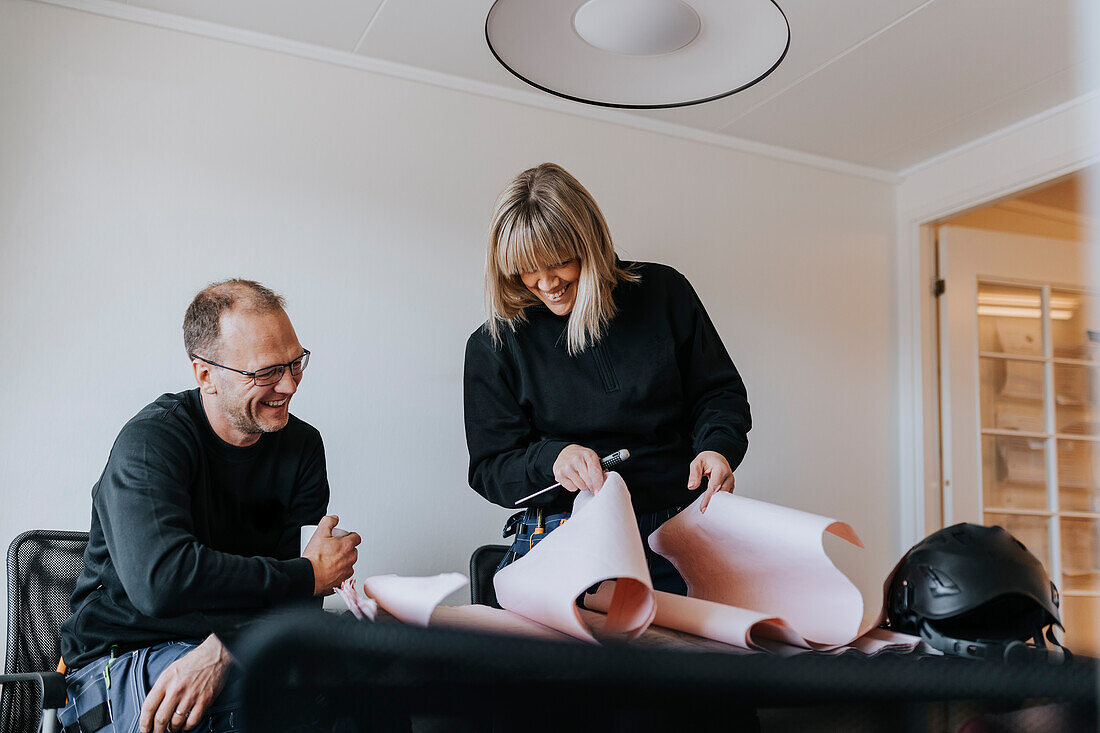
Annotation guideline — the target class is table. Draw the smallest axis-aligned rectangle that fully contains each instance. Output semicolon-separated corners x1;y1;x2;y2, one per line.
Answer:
234;609;1097;733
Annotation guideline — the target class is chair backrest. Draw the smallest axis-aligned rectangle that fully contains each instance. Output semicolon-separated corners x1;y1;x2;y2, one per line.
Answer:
2;530;88;733
469;544;508;609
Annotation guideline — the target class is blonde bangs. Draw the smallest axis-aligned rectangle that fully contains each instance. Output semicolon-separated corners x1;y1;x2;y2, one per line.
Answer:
494;207;581;278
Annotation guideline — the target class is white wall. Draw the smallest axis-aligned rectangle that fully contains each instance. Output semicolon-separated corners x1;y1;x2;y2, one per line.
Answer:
0;0;897;636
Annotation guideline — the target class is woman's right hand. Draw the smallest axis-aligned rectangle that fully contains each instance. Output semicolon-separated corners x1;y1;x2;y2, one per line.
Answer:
554;444;606;494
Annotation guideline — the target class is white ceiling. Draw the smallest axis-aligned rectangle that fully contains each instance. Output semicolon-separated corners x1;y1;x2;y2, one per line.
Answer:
41;0;1092;177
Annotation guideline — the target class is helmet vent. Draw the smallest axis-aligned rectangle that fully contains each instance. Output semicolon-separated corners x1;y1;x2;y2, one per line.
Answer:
950;528;973;545
918;565;959;596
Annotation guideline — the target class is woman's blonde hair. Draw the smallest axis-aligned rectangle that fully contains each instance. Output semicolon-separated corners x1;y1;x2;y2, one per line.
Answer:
485;163;639;355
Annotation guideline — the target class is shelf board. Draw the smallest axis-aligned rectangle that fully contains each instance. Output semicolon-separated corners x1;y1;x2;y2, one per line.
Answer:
1060;511;1100;520
980;428;1047;439
992;392;1044;403
983;508;1100;519
1061;590;1100;598
978;351;1045;362
1054;357;1100;368
1055;432;1100;442
978;352;1100;368
978;429;1100;442
984;507;1053;517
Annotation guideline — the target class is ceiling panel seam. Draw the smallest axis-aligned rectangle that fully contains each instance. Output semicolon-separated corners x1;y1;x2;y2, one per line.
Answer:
352;0;388;55
716;0;941;133
29;0;901;183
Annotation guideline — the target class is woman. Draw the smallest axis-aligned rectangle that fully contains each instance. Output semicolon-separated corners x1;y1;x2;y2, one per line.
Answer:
463;163;750;594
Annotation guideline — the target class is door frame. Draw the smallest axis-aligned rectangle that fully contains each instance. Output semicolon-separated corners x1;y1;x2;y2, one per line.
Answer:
895;137;1100;558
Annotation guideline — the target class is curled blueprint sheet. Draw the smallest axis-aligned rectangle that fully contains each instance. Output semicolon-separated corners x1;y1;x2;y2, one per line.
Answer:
339;474;654;644
582;489;918;654
337;577;569;640
339;475;919;655
428;604;576;642
648;491;870;649
586;584;807;652
493;471;656;643
357;573;468;627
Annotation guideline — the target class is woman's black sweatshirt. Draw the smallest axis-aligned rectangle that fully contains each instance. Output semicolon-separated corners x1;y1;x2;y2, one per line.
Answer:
463;261;751;515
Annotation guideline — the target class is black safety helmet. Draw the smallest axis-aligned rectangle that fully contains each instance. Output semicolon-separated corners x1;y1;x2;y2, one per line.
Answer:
886;523;1066;662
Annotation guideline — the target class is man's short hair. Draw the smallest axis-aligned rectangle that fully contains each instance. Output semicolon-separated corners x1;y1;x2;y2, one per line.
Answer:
183;279;286;358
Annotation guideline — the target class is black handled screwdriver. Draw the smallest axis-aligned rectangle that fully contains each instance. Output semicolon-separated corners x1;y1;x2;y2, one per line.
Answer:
513;449;630;506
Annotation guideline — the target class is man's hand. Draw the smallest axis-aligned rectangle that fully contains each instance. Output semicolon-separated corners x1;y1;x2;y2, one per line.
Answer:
687;451;735;513
139;634;231;733
554;444;606;495
303;515;361;595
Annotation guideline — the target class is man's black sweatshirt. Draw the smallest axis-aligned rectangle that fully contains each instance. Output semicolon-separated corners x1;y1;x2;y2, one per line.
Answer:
464;262;751;515
60;389;328;669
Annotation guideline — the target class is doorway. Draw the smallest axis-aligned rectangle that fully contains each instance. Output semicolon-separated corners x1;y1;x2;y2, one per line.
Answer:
933;170;1098;654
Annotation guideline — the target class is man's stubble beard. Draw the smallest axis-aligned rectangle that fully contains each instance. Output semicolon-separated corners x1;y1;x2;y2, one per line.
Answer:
226;401;263;436
223;391;287;436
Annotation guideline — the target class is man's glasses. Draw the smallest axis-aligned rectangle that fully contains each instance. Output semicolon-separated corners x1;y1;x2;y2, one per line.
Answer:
190;350;310;387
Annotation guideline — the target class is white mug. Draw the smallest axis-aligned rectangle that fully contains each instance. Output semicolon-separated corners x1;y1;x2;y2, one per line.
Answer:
300;524;350;555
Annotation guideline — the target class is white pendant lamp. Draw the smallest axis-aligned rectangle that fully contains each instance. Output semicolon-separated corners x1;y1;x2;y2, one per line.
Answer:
486;0;790;109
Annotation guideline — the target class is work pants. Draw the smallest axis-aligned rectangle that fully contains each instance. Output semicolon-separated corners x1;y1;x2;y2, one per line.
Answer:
58;641;241;733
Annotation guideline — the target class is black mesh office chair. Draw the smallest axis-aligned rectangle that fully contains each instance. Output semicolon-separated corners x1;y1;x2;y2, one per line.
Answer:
1;530;88;733
468;544;508;609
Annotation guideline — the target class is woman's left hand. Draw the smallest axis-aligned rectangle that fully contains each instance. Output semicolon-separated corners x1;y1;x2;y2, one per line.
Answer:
687;451;734;514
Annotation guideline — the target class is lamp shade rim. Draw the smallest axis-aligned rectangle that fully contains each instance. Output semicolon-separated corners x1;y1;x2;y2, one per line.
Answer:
485;0;791;110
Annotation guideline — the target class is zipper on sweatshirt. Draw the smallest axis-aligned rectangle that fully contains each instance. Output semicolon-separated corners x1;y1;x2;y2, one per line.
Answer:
590;343;621;393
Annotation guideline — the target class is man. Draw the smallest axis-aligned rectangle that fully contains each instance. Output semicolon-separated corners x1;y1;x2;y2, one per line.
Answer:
58;279;361;733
